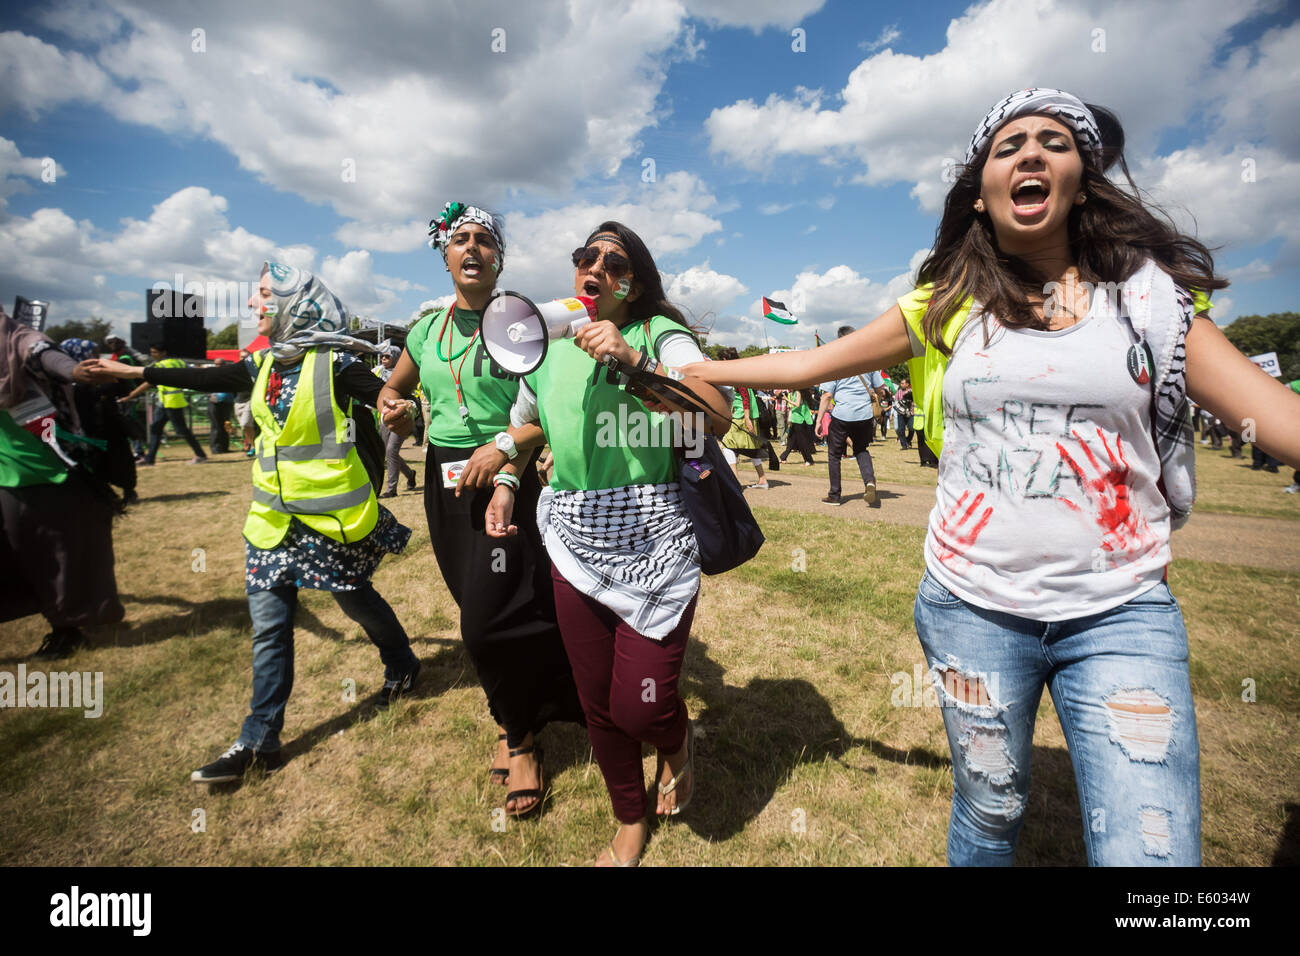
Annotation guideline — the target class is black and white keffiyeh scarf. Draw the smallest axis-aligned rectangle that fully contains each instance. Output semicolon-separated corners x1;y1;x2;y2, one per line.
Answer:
539;482;700;640
966;88;1103;168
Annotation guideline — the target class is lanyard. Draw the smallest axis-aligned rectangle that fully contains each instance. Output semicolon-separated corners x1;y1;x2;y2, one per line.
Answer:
437;306;479;422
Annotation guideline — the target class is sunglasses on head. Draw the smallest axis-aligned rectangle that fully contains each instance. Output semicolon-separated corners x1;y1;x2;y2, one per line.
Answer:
571;246;630;278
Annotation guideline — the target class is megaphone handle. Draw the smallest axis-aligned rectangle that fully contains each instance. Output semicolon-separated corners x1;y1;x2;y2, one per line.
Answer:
568;315;592;336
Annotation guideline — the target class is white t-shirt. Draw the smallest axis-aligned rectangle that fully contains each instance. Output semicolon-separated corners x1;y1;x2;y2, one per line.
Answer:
925;291;1170;620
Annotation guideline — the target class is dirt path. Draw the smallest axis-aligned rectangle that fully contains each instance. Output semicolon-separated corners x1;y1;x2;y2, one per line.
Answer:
743;470;1300;572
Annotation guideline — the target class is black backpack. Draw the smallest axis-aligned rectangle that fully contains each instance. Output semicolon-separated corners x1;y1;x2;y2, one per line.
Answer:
678;436;765;575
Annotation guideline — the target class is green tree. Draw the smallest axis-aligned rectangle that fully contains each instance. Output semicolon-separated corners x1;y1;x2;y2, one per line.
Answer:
207;323;240;348
44;317;113;344
1221;312;1300;382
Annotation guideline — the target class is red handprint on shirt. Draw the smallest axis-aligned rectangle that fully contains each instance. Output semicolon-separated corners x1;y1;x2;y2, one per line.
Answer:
1056;428;1157;559
933;490;994;569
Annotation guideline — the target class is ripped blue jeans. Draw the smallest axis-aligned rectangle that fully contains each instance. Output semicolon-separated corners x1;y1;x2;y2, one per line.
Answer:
913;570;1201;866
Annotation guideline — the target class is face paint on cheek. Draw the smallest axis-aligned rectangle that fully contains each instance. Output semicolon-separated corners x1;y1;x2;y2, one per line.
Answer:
262;302;278;318
490;258;500;275
614;278;630;300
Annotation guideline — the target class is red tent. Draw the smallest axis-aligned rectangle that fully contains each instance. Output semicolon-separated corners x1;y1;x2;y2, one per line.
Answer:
206;335;269;362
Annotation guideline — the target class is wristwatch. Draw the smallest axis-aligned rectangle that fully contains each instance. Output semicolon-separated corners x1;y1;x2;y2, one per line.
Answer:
494;431;518;460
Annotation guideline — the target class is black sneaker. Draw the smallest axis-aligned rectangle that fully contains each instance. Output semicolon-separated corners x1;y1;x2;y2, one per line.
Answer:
32;627;83;660
821;494;842;506
373;659;421;709
190;743;283;784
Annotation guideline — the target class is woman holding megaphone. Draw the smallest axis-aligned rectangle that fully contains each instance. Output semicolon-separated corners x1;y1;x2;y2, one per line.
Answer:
378;202;583;818
489;221;732;866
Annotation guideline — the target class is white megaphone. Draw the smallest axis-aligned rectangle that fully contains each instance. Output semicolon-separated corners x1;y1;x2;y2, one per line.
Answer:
481;291;598;375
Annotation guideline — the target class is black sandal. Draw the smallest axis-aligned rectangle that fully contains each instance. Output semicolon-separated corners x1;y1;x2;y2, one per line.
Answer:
504;744;546;819
489;734;509;785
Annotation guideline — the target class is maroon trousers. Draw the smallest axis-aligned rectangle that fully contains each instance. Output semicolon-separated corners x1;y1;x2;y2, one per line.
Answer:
551;566;694;824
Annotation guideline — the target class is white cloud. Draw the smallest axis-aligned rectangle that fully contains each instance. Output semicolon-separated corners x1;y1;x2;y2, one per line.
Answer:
685;0;827;31
1;0;806;241
1135;145;1300;250
663;261;748;322
859;24;900;52
0;29;111;117
705;0;1275;215
0;185;318;333
760;202;795;215
708;248;927;346
499;171;725;299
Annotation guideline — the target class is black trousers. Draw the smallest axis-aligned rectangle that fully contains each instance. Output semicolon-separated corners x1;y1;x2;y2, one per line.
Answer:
146;406;206;462
827;416;876;495
916;427;940;466
423;442;584;746
209;401;233;454
780;422;815;464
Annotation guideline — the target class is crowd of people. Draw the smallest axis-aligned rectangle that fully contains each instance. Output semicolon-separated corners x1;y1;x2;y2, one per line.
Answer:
4;88;1300;867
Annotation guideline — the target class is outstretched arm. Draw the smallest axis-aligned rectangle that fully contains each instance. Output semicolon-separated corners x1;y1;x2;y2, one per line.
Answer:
679;305;914;390
1185;315;1300;469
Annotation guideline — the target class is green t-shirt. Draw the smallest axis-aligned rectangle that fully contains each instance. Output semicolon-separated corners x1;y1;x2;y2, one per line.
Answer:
789;403;813;426
405;307;521;448
0;398;67;488
731;387;757;420
526;315;692;492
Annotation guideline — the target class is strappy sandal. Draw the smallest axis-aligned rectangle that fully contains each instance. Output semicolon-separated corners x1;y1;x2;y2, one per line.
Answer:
489;734;509;785
504;744;545;819
599;831;642;868
656;720;695;817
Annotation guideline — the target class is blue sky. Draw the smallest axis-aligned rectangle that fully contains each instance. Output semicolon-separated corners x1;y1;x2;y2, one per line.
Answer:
2;0;1297;348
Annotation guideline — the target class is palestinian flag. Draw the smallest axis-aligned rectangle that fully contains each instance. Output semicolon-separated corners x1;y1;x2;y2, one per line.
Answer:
762;297;797;325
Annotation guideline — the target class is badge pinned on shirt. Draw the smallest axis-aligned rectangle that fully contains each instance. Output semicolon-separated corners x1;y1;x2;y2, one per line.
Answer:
1126;340;1153;386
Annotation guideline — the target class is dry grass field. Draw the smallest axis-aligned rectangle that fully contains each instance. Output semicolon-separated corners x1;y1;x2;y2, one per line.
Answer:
2;434;1297;866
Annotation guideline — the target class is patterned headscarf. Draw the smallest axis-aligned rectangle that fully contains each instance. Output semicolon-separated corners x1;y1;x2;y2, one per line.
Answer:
428;202;506;272
59;338;99;362
259;261;377;363
966;88;1103;169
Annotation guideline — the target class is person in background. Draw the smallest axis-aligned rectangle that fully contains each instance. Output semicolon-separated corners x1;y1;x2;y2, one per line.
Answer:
779;387;817;465
233;347;256;459
816;326;883;507
1;308;123;658
374;345;417;498
121;343;208;465
104;335;146;459
60;338;139;506
717;351;768;489
895;380;916;450
208;360;235;455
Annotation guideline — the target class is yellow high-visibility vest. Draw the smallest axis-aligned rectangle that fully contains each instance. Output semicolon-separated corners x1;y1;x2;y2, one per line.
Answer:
243;348;377;549
153;358;190;409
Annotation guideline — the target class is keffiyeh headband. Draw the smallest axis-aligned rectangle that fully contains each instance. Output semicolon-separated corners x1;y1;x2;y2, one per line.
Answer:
260;261;377;363
428;201;505;271
965;88;1103;168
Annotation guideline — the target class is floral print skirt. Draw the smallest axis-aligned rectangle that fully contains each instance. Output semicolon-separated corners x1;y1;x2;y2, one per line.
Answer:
245;504;411;593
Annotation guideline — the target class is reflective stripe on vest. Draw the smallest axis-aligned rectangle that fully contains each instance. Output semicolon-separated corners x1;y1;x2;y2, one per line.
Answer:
244;348;377;548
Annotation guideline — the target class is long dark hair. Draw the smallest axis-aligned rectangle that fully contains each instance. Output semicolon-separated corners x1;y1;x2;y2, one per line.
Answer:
584;220;692;331
917;103;1227;354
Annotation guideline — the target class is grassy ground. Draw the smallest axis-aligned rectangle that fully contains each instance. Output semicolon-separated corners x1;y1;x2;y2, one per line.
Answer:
1;436;1296;866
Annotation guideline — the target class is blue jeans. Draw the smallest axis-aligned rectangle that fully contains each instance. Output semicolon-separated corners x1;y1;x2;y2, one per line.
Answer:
913;570;1201;866
238;583;417;752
